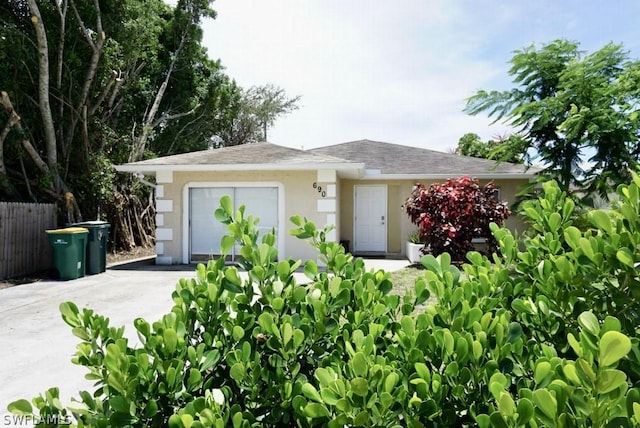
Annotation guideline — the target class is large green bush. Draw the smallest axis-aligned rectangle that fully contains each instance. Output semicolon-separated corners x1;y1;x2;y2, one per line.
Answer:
9;173;640;426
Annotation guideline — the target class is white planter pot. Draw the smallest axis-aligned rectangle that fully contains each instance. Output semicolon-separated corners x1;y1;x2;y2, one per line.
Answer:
406;242;424;264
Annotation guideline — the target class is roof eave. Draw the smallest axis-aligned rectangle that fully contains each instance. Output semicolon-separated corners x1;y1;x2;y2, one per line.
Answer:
115;162;365;174
359;172;538;180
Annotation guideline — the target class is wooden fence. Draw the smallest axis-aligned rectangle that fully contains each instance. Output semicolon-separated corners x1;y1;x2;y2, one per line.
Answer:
0;202;57;280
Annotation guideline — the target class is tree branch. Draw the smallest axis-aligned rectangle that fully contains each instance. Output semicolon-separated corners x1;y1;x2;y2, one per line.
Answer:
64;0;106;164
70;0;95;51
55;0;69;150
152;104;200;129
18;155;36;202
0;91;63;193
0;111;20;175
89;69;117;116
165;110;207;154
130;31;187;162
104;63;145;122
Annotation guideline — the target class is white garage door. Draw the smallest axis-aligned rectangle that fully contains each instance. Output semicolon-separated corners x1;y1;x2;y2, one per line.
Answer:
189;187;278;262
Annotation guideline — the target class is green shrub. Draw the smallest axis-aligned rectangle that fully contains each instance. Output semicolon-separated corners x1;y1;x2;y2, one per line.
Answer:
9;173;640;427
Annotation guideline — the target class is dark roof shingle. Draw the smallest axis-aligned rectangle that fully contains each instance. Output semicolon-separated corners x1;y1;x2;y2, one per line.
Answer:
118;139;535;177
310;139;531;175
125;142;350;166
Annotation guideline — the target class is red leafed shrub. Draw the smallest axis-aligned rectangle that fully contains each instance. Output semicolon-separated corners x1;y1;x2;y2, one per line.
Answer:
404;176;510;260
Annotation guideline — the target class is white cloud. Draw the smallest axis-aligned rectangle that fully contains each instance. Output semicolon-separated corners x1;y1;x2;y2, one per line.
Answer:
202;0;640;152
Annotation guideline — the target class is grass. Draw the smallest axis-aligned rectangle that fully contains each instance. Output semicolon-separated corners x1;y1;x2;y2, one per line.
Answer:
388;264;437;311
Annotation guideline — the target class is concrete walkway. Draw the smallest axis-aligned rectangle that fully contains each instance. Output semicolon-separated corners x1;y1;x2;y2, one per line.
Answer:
0;257;408;415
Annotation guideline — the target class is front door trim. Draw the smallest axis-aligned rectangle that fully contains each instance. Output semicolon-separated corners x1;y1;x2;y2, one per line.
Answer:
353;184;387;253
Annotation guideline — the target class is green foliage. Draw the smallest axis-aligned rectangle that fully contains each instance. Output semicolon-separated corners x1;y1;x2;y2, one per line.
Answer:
1;0;238;170
466;39;640;203
455;132;525;164
0;0;257;250
9;172;640;426
498;175;640;346
408;232;423;244
216;84;301;146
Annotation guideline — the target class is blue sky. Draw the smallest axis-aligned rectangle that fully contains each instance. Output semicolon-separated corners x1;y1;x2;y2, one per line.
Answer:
202;1;640;153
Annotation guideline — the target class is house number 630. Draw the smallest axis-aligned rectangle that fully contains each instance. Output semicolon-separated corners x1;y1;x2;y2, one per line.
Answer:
312;182;326;197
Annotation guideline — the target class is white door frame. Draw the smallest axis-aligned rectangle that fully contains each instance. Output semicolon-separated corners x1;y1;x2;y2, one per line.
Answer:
353;184;387;253
182;182;285;263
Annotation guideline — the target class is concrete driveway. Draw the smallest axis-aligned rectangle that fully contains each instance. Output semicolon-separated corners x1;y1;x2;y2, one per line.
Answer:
0;257;408;416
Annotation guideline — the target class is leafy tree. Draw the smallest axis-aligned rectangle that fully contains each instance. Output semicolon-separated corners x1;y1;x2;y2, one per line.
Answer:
465;40;640;201
404;176;510;260
250;84;301;141
216;84;301;146
0;0;245;249
455;133;487;158
455;132;526;164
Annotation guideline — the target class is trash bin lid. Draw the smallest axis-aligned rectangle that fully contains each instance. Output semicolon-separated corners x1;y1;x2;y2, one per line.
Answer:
71;221;110;229
46;227;89;234
73;221;109;225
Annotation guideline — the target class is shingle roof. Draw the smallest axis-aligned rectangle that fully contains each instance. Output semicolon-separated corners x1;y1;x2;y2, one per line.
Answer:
309;139;532;175
117;139;535;178
123;142;351;166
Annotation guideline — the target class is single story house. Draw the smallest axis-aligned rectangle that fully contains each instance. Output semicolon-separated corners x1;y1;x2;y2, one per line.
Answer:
115;139;536;264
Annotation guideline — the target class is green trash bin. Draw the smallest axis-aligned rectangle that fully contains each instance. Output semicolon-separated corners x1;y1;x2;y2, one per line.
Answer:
46;227;88;280
71;221;110;275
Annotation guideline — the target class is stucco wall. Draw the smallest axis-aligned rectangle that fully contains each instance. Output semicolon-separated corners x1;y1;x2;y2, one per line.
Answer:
155;170;531;263
339;178;530;256
156;170;337;264
491;179;529;235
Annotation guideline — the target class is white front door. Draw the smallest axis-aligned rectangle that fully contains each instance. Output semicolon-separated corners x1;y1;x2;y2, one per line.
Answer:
354;185;387;252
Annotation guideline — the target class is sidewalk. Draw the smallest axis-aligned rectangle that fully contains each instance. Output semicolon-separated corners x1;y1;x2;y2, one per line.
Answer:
0;257;408;415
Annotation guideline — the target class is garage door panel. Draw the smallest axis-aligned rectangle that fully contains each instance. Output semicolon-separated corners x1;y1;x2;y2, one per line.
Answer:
236;187;278;227
190;188;231;258
189;187;278;262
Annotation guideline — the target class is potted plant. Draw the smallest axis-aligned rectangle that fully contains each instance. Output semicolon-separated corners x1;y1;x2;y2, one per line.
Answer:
406;232;428;264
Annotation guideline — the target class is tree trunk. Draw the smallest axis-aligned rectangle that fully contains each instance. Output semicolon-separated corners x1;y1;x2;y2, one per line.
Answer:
55;0;68;147
55;0;68;91
103;176;155;251
26;0;62;193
